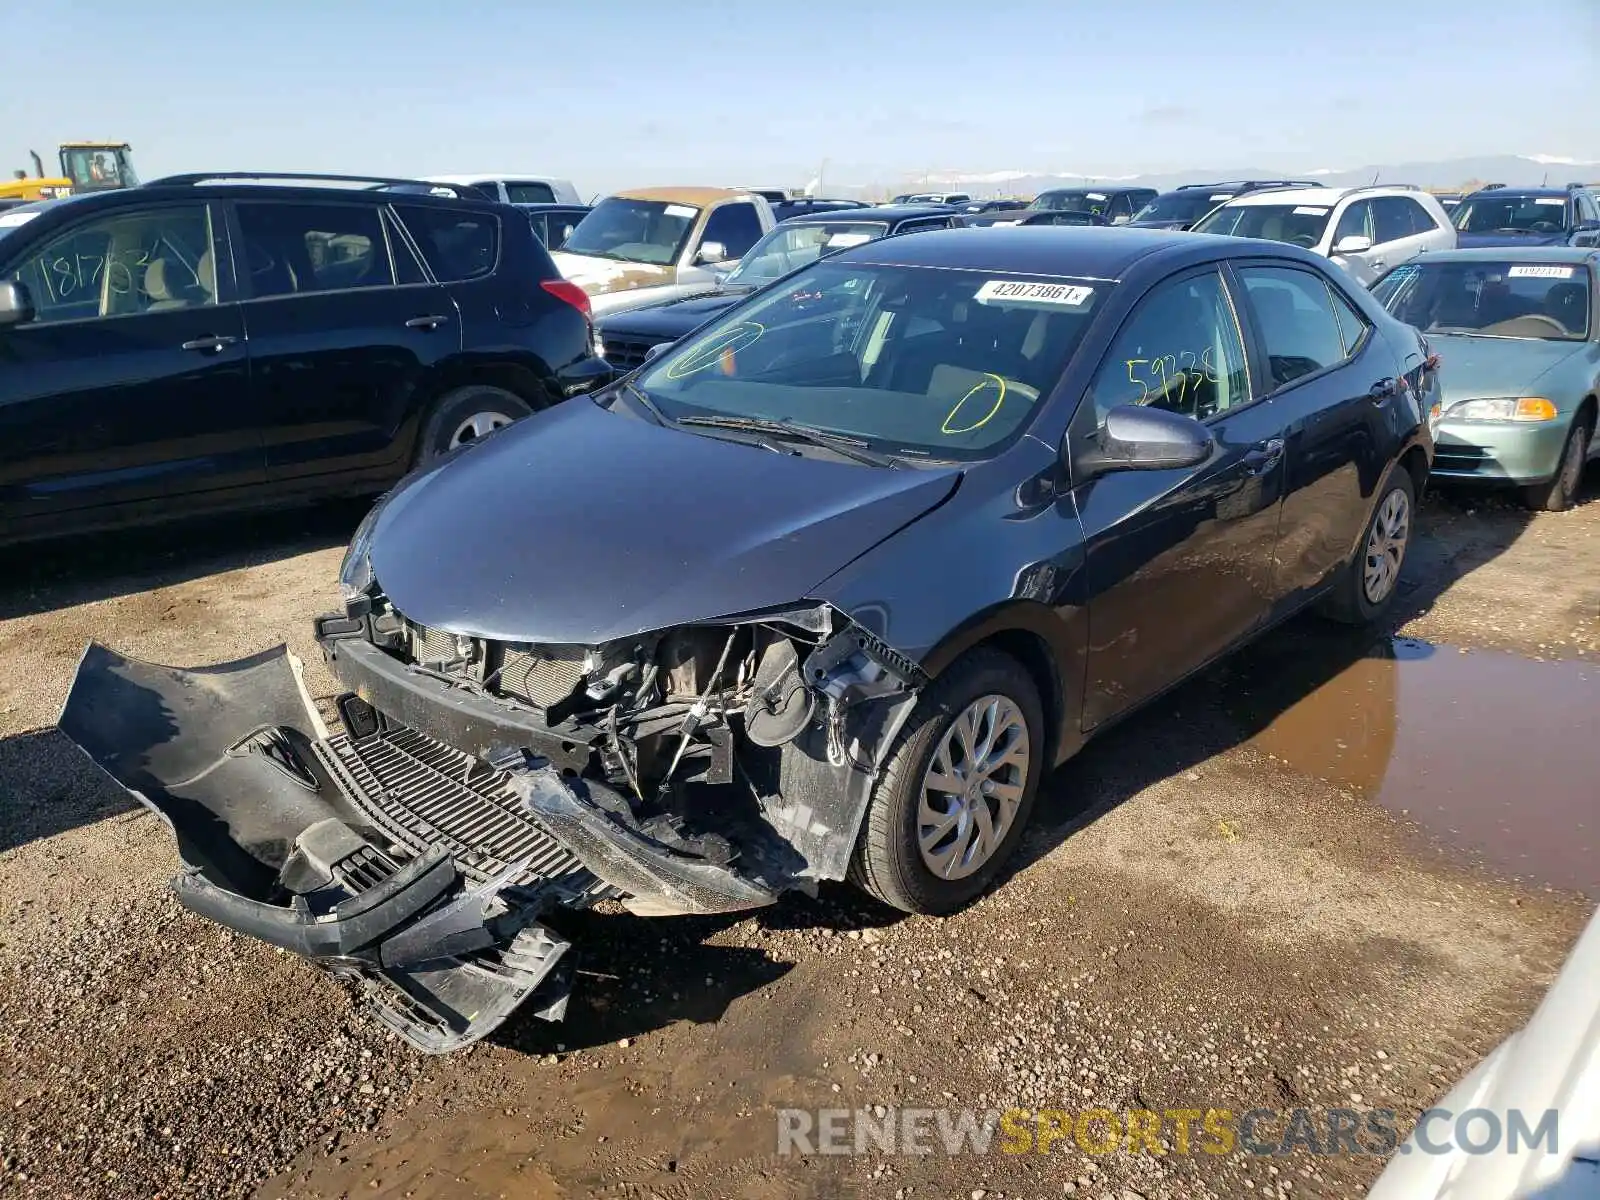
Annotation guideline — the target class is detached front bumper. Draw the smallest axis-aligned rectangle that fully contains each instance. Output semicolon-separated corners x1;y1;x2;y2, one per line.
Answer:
57;634;783;1051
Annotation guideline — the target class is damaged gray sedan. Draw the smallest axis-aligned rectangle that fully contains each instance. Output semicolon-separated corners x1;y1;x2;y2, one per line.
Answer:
59;228;1432;1050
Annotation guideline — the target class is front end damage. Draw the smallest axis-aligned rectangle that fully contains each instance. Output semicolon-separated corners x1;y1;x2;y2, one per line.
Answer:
57;596;924;1052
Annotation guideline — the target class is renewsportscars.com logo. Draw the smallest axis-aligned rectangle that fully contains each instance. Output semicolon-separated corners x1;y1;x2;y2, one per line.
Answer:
776;1106;1562;1158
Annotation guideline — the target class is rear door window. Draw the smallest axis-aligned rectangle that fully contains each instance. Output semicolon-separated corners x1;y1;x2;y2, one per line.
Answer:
504;181;557;204
236;202;394;298
1236;266;1348;387
395;205;500;281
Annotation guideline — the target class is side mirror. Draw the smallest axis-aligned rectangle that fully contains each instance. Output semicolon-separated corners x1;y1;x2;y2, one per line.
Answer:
695;241;728;266
643;341;670;362
1333;234;1373;254
1573;221;1600;234
0;279;35;328
1072;404;1215;482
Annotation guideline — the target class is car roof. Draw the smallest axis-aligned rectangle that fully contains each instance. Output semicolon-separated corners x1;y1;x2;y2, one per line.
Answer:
14;181;509;216
610;186;747;206
1464;186;1574;198
425;173;575;185
832;225;1296;279
790;204;951;222
1409;245;1599;265
1223;185;1439;207
1035;185;1151;195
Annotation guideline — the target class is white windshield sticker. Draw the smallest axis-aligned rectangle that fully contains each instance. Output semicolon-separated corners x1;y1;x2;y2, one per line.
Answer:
993;219;1021;226
0;210;39;229
824;232;872;248
1534;198;1566;206
1086;192;1107;201
663;204;697;219
975;279;1094;308
1507;265;1575;278
1293;206;1331;216
1209;193;1232;201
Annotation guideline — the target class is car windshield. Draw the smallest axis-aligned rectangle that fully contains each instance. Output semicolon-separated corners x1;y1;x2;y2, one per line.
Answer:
1133;190;1235;223
631;259;1103;461
721;221;890;287
1453;194;1569;235
1028;189;1109;214
1192;202;1332;248
1372;260;1591;340
561;197;699;265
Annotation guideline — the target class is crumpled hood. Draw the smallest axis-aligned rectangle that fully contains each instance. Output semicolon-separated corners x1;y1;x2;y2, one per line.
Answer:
368;400;960;645
596;290;748;340
1430;334;1583;405
550;251;672;297
1455;230;1569;249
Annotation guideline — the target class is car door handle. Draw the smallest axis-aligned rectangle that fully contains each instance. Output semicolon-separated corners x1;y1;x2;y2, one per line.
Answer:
1370;377;1398;399
180;335;238;353
1243;437;1284;474
405;315;450;331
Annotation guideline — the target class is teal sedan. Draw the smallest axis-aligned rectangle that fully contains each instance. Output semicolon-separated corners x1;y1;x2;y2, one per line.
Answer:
1371;247;1598;510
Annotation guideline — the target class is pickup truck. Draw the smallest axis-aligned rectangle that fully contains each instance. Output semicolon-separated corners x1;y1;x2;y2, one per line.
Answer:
551;187;777;317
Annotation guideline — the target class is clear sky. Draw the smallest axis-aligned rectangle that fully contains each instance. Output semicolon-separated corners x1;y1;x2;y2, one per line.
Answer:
4;0;1596;194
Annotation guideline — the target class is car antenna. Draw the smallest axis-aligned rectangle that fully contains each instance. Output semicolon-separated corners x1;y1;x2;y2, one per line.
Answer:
1370;170;1381;186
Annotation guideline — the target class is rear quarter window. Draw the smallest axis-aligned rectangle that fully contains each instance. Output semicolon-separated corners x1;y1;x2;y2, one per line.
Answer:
395;205;500;281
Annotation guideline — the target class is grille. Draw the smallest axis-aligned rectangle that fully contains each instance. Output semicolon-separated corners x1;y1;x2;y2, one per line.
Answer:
497;645;586;708
601;335;667;372
316;724;606;894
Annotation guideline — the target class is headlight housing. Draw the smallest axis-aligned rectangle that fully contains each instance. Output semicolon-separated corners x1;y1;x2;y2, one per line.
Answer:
1444;397;1558;423
338;501;383;603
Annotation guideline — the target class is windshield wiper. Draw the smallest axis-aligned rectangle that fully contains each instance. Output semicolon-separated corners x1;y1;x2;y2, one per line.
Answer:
676;415;899;467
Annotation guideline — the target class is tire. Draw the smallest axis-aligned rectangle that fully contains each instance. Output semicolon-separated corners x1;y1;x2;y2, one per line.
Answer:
1319;464;1416;626
1522;418;1591;512
848;647;1045;916
413;385;534;468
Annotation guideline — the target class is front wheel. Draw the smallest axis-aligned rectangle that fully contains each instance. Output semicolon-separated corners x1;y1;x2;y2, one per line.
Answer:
413;385;533;468
1522;419;1591;512
1318;464;1415;626
848;647;1045;915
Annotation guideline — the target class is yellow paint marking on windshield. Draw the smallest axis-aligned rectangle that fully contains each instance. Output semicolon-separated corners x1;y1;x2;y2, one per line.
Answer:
942;374;1007;435
664;321;765;380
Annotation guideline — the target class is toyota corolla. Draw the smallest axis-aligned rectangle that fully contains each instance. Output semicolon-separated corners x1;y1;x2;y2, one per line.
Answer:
60;228;1434;1051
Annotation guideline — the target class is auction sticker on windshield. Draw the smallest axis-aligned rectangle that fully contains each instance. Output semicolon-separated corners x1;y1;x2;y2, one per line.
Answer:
826;232;873;248
975;280;1094;308
1293;206;1330;216
664;204;697;219
1508;265;1575;279
0;210;39;229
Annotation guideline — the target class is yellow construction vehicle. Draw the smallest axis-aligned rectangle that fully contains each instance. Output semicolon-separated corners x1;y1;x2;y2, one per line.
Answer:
1;143;139;203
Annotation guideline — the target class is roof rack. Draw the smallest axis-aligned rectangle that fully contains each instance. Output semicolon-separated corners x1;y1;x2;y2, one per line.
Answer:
1480;182;1506;190
144;171;495;199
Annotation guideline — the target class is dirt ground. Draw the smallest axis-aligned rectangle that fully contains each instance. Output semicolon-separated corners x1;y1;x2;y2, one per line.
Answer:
0;474;1596;1200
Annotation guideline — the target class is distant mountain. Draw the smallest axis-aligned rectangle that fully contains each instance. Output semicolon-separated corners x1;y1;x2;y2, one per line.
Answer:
835;155;1599;200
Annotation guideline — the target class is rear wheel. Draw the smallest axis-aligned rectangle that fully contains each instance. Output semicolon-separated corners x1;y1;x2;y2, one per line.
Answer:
1522;418;1591;512
1319;464;1415;626
848;648;1044;915
413;385;533;468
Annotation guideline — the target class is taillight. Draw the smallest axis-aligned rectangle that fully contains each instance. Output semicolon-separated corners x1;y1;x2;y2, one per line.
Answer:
541;278;591;322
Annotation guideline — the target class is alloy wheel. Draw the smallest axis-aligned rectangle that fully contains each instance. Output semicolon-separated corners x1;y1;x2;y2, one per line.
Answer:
1363;487;1410;604
917;695;1030;880
448;411;512;449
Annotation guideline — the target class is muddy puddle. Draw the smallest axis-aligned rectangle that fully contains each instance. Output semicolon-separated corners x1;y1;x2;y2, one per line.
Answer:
1222;636;1599;896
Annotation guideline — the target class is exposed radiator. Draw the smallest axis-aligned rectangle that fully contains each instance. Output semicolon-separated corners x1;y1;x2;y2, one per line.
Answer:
497;645;587;708
316;724;608;897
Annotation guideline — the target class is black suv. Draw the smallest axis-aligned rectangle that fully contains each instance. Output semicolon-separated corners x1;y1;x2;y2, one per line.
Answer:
0;173;609;546
1026;186;1158;224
